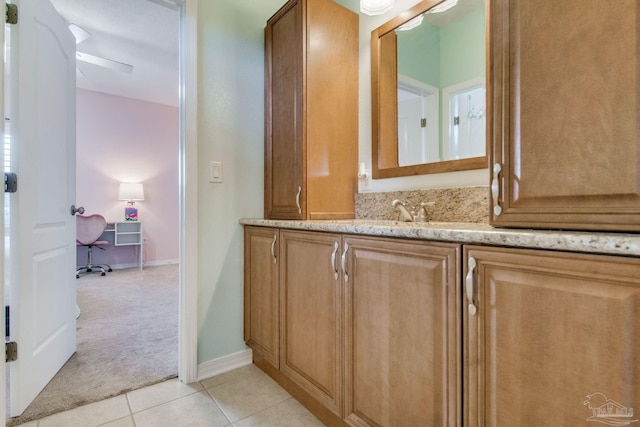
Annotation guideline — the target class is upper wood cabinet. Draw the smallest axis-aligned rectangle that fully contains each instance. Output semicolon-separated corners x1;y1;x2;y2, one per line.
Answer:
463;246;640;427
264;0;358;220
489;0;640;231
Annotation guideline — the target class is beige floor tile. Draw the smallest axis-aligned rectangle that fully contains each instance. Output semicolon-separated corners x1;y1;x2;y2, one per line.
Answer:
11;422;37;427
233;398;325;427
99;416;135;427
206;367;290;422
200;364;266;390
133;390;229;427
127;378;203;413
37;395;130;427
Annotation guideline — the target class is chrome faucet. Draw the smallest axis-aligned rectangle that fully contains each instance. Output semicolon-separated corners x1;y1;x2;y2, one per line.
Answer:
391;199;414;222
415;202;436;222
391;200;436;222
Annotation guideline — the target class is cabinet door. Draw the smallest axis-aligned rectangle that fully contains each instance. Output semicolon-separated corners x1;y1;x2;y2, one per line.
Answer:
490;0;640;231
344;237;461;427
244;227;280;368
280;230;343;416
264;0;304;220
464;246;640;427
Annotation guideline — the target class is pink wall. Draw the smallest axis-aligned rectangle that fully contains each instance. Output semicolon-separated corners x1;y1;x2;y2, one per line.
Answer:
76;89;179;267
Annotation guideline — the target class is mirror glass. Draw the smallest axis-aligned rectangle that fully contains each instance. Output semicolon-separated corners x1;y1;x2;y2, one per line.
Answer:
372;0;487;178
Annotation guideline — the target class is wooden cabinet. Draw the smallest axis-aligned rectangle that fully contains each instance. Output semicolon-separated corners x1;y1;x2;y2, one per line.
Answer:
244;226;280;369
343;236;461;427
489;0;640;231
463;246;640;427
244;226;461;425
279;230;343;416
264;0;358;220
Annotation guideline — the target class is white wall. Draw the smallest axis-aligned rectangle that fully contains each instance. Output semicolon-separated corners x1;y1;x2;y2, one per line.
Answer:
76;89;179;266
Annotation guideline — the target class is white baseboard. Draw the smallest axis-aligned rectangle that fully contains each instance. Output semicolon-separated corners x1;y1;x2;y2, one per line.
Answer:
196;348;253;382
145;259;179;267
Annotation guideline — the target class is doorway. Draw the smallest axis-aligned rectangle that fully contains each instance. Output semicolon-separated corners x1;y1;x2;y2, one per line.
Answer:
2;0;198;422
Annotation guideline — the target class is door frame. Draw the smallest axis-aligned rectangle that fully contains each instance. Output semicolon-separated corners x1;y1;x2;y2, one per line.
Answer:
0;0;199;423
179;0;199;384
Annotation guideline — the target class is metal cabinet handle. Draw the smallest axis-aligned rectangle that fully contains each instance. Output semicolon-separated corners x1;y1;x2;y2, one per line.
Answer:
466;257;477;315
491;163;502;216
295;186;302;215
271;234;277;264
331;242;339;280
341;242;349;283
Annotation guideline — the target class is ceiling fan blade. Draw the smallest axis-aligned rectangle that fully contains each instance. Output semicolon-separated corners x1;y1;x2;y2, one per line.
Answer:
76;52;134;74
68;23;91;44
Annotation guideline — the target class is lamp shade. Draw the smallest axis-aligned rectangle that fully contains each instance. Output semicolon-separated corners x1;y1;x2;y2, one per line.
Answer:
360;0;393;15
118;182;144;201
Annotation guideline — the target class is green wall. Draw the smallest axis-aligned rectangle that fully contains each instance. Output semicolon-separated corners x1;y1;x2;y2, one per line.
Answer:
196;0;282;363
396;7;486;89
440;8;485;88
397;21;441;87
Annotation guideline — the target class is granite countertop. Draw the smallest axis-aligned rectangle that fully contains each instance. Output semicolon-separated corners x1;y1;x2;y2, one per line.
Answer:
240;218;640;257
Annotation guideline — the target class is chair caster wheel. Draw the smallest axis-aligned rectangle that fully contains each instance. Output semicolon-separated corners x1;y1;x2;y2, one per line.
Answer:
76;274;80;279
101;272;106;276
87;268;92;273
108;268;113;272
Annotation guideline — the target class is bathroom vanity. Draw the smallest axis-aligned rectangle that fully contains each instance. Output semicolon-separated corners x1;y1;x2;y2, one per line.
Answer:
242;219;640;427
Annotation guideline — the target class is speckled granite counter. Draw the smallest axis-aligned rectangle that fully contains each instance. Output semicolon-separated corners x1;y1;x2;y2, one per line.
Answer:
240;219;640;257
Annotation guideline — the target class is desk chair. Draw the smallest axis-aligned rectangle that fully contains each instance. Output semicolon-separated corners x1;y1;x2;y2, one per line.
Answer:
76;214;113;278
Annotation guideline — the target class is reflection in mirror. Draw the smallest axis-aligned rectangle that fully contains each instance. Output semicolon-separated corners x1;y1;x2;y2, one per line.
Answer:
372;0;487;178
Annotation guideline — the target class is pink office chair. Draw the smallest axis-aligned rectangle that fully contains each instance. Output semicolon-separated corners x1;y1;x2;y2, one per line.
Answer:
76;214;113;278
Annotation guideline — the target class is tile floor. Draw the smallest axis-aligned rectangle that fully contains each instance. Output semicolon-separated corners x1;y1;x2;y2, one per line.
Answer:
13;364;326;427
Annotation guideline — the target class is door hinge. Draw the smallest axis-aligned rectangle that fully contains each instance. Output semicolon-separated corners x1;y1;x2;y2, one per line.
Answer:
6;341;17;362
5;172;17;193
420;118;427;128
453;116;460;126
5;3;17;25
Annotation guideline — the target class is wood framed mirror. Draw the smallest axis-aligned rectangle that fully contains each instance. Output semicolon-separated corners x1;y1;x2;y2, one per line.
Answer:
371;0;488;179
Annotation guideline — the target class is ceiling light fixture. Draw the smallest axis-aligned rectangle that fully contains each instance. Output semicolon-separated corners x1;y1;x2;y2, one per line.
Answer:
360;0;394;16
428;0;458;13
397;14;424;31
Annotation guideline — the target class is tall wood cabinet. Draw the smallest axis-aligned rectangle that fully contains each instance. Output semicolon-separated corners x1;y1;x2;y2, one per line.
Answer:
463;246;640;427
264;0;358;220
489;0;640;231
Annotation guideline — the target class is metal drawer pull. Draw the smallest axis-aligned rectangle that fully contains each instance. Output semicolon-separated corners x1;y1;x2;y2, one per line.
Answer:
271;234;277;264
331;242;339;280
295;186;302;215
491;163;502;216
341;242;349;283
466;257;477;315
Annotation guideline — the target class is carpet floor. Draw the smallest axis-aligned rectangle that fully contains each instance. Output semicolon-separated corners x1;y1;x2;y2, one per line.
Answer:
7;264;179;426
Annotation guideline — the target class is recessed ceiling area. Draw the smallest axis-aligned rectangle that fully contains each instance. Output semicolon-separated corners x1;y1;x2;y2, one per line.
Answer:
49;0;180;107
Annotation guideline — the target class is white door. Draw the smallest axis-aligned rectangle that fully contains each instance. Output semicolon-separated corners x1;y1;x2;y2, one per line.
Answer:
6;0;77;416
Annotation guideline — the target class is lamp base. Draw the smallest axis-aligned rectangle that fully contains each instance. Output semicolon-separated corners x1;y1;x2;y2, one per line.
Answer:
124;205;138;221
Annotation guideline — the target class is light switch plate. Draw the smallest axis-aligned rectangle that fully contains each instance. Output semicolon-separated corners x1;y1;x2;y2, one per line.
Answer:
209;161;223;183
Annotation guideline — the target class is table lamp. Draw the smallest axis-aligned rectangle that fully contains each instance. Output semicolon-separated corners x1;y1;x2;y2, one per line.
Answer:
118;182;144;221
